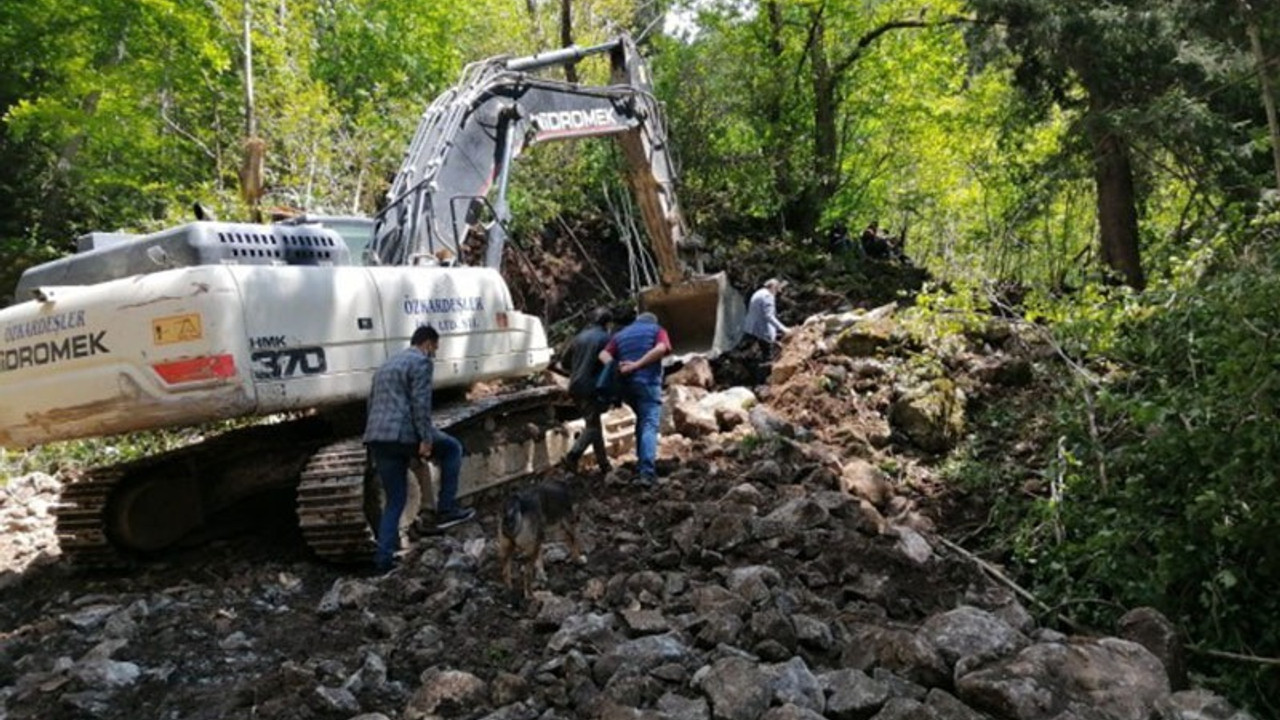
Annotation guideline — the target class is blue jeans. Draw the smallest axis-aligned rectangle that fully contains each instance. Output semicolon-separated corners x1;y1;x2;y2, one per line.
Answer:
368;429;464;567
624;383;663;479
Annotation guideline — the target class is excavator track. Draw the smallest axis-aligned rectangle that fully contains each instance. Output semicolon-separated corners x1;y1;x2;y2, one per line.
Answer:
55;468;129;568
53;385;624;569
296;441;372;563
296;385;572;563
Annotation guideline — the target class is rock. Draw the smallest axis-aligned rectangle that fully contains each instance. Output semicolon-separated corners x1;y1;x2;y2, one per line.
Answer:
1152;689;1256;720
726;566;781;605
621;608;671;635
657;692;712;720
674;401;721;439
70;658;141;689
924;689;987;719
840;459;895;507
547;613;619;653
955;638;1171;720
835;318;898;358
594;632;693;684
892;526;934;566
314;685;360;714
695;655;773;720
917;606;1029;671
765;656;824;713
870;697;936;720
764;497;829;531
317;578;377;615
670;357;716;389
407;668;487;718
490;672;529;706
888;380;966;453
1117;607;1187;691
820;668;891;720
973;355;1033;387
762;704;827;720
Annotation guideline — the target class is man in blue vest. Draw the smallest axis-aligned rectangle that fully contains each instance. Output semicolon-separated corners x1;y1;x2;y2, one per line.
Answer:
598;311;671;487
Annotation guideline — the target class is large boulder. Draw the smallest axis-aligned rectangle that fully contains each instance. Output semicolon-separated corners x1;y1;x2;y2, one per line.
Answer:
956;638;1171;720
889;379;966;453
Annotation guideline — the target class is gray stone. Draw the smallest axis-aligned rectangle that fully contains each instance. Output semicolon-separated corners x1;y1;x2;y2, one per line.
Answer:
595;632;693;684
407;668;487;718
657;692;711;720
1117;607;1187;691
871;697;938;720
314;685;360;714
924;688;990;720
821;668;891;720
761;704;827;720
763;497;829;531
765;656;824;713
695;655;773;720
955;639;1171;720
917;606;1028;671
547;612;618;653
1153;689;1257;720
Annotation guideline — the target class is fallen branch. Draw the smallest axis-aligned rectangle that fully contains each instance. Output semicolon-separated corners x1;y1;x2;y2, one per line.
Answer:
1188;646;1280;667
936;536;1086;633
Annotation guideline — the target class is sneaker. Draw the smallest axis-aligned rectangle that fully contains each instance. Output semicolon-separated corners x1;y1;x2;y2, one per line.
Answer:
434;506;477;531
635;474;657;489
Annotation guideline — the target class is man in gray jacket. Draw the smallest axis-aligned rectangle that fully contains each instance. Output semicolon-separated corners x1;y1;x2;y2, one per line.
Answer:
741;278;789;384
364;325;474;572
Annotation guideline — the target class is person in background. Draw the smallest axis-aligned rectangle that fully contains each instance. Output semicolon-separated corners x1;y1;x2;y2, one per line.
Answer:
558;307;614;475
363;325;475;573
741;278;790;385
598;311;671;488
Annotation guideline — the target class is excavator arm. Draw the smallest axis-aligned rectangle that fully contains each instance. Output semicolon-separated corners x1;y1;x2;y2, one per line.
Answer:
371;35;742;354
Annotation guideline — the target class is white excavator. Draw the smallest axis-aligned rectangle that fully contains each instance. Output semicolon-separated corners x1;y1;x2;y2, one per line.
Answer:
0;35;743;566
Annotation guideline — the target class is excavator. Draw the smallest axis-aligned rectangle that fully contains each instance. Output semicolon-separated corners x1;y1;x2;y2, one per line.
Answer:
0;35;743;567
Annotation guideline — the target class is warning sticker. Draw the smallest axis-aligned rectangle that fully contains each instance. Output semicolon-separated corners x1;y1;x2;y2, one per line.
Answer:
152;313;204;346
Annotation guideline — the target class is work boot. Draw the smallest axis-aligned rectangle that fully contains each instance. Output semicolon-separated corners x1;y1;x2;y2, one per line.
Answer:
434;507;477;531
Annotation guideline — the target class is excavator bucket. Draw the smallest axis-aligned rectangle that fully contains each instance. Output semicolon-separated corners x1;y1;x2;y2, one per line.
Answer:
640;272;745;357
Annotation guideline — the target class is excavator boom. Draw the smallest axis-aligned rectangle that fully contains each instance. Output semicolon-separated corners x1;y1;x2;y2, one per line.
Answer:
371;35;742;355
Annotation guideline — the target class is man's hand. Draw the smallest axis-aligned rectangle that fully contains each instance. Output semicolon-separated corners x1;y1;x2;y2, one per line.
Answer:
619;360;640;374
418;440;433;459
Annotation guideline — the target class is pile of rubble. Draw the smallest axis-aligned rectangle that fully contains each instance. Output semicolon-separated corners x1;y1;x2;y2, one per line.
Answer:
0;305;1256;720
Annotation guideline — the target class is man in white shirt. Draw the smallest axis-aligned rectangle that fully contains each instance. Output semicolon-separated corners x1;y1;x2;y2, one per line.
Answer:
741;278;789;384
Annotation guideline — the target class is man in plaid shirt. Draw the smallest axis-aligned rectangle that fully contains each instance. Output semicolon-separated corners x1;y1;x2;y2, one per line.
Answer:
363;325;474;572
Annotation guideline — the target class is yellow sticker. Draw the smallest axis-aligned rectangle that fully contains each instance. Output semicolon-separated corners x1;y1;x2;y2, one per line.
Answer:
152;313;204;345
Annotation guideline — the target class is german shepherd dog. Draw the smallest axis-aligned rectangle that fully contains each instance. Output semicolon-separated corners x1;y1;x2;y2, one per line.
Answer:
497;480;584;597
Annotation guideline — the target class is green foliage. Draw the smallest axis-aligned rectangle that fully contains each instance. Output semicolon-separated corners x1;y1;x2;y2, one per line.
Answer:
954;206;1280;713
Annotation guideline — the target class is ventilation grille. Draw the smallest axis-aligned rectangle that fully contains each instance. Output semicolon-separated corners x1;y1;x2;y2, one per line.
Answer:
215;231;339;263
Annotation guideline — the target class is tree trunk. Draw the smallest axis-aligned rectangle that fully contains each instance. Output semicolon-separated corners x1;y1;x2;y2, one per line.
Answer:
763;1;795;234
560;0;577;83
1090;128;1145;290
807;10;839;239
1241;1;1280;190
239;0;264;222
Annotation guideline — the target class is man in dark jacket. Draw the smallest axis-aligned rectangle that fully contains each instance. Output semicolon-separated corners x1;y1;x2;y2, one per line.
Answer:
363;325;474;572
558;307;613;474
599;312;671;488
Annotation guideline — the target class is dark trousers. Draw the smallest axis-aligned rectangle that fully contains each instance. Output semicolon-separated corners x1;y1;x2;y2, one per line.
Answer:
742;334;777;385
368;430;463;568
565;394;610;471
